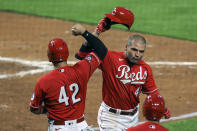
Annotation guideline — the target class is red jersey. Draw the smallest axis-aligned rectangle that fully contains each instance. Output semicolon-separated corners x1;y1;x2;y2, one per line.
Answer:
100;50;157;109
30;52;100;121
126;121;169;131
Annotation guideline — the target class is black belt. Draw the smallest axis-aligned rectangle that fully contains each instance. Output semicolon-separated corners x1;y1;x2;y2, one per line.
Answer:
53;117;85;125
109;107;138;116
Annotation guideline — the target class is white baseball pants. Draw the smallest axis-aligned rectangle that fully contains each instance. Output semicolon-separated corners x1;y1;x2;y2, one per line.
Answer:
97;102;139;131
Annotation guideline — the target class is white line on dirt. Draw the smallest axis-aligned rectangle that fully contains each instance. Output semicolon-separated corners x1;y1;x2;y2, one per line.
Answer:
147;61;197;66
0;56;197;79
160;112;197;123
0;56;76;79
0;104;9;108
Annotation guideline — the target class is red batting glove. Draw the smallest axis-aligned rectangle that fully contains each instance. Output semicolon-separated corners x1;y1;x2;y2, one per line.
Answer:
164;108;171;119
95;17;111;35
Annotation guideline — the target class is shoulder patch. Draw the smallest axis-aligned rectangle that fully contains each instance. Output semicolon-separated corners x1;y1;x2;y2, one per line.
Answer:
85;56;92;62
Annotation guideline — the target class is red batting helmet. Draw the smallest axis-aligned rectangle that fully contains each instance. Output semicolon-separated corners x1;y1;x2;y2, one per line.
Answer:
143;94;165;121
47;38;69;63
105;7;134;29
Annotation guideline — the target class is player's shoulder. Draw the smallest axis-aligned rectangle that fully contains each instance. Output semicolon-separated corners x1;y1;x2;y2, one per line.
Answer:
37;68;65;83
37;70;53;84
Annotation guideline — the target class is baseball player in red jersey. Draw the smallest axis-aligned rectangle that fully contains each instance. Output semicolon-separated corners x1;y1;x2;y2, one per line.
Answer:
75;7;171;131
126;94;169;131
29;24;108;131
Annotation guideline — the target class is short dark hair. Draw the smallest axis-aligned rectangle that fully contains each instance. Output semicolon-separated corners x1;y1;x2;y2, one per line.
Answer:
127;35;146;47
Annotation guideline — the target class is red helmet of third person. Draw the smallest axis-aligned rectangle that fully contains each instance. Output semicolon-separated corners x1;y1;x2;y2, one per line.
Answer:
143;94;165;121
47;38;69;63
105;7;134;29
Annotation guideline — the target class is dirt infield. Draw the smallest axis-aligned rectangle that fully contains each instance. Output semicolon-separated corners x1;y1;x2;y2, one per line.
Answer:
0;12;197;131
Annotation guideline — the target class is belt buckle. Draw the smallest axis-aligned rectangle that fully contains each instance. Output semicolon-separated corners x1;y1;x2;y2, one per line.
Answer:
116;109;121;115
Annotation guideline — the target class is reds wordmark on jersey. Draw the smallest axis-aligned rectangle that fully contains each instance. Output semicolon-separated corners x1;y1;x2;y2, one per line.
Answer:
100;50;158;110
116;65;147;84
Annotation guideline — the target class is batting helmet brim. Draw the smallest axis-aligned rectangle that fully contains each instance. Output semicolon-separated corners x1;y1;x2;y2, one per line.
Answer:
105;14;134;29
105;7;134;29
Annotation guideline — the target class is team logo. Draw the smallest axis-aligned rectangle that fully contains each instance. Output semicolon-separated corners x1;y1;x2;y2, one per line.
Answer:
116;65;147;84
112;8;117;15
50;40;55;46
85;56;92;62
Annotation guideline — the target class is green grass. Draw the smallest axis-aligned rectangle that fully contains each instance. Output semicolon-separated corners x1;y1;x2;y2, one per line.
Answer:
162;117;197;131
1;0;197;41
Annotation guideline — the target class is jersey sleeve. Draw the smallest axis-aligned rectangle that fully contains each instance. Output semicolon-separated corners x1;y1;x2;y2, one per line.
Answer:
30;80;44;109
142;65;158;94
74;52;101;83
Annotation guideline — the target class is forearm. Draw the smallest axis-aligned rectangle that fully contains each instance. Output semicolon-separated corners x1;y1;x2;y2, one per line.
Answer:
75;31;100;60
81;30;107;60
75;42;92;60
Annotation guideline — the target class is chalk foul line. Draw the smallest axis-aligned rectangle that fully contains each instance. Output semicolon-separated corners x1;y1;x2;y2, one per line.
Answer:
0;56;197;79
160;111;197;123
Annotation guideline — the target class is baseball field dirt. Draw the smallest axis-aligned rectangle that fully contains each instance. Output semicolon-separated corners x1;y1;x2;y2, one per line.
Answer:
0;12;197;131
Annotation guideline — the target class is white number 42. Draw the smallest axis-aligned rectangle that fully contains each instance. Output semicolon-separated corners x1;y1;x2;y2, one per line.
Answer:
59;83;81;106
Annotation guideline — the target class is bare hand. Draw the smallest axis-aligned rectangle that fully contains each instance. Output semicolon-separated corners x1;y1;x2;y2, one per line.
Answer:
72;24;86;36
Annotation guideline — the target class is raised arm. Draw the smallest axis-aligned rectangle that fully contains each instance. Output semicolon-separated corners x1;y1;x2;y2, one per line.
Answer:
75;18;112;60
72;24;107;60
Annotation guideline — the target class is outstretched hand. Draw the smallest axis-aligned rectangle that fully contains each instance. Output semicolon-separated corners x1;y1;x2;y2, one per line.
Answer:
72;24;86;36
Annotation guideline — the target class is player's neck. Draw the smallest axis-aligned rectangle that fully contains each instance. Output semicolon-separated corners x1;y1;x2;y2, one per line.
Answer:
54;61;67;69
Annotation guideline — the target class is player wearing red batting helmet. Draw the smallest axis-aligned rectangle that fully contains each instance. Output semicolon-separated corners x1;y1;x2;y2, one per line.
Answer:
29;24;107;131
47;38;69;64
126;94;169;131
